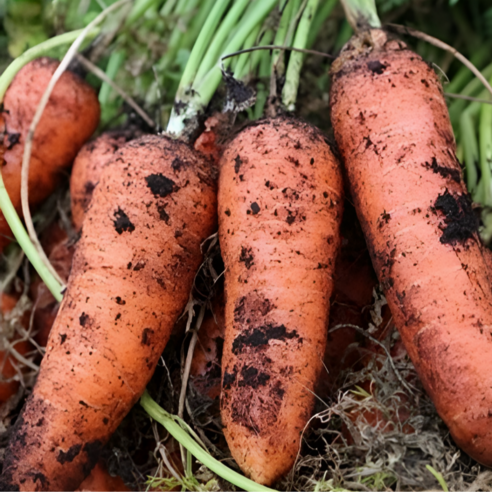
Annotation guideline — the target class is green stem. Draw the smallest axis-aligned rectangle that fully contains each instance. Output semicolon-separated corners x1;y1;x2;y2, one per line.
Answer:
195;0;278;107
339;0;381;32
282;0;319;110
254;41;273;119
479;84;492;206
0;28;99;101
168;0;277;135
98;50;125;105
140;391;276;492
192;0;250;86
307;0;337;48
160;0;178;16
448;63;492;127
271;0;296;76
174;0;231;100
248;29;275;79
232;24;261;80
460;111;479;197
124;0;160;26
0;172;63;301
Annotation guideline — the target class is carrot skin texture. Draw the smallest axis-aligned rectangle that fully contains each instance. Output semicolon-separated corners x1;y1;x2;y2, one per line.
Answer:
330;30;492;466
1;135;217;491
70;130;141;231
0;57;100;249
219;118;343;485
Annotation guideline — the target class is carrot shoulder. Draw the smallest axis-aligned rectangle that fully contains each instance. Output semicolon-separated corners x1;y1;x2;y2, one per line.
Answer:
0;135;217;491
218;117;343;485
330;30;492;465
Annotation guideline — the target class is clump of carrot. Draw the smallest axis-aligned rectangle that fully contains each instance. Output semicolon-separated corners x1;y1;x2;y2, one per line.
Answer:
0;135;217;491
0;57;99;249
330;0;492;467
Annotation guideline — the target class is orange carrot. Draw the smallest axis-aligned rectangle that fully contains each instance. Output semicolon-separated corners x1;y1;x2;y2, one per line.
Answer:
77;461;129;492
330;28;492;466
0;135;217;491
0;57;99;249
190;290;225;400
218;116;343;485
0;294;33;404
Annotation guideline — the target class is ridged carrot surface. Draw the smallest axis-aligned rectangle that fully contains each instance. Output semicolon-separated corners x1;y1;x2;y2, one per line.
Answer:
0;135;217;491
218;117;343;485
330;29;492;466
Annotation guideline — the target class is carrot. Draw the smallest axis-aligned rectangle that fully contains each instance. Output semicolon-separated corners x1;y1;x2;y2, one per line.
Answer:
70;130;141;231
190;289;225;400
77;461;129;492
0;135;217;491
0;293;33;404
218;116;343;485
329;13;492;466
0;57;99;249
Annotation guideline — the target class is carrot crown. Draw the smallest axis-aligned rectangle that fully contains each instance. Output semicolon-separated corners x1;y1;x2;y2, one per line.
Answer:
166;0;278;137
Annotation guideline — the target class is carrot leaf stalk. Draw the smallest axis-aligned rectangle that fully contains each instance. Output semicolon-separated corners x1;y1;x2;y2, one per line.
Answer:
166;0;278;137
140;391;276;492
282;0;320;110
339;0;381;31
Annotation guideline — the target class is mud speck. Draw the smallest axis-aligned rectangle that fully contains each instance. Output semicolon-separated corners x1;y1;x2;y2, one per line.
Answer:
113;207;135;234
232;324;299;354
434;190;478;244
367;60;387;74
145;173;178;198
424;157;461;183
57;444;82;464
250;202;260;215
239;246;254;269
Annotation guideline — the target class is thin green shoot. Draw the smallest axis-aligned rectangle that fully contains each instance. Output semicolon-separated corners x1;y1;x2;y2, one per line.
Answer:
425;465;449;492
460;111;479;196
174;0;231;100
247;30;275;80
254;44;272;119
124;0;160;27
194;0;278;110
192;0;250;86
282;0;319;110
140;391;277;492
479;78;492;206
99;49;125;105
167;0;277;136
339;0;381;32
233;24;262;79
307;0;337;48
271;0;297;76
